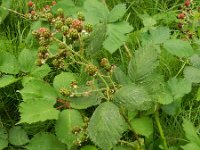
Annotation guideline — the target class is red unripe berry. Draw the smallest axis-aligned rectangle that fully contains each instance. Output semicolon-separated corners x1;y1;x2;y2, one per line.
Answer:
185;0;190;7
31;10;36;15
52;1;57;5
28;1;34;7
45;5;50;10
177;13;185;19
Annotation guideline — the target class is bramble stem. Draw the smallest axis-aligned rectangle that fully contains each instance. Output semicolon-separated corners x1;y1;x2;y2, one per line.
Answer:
154;111;168;150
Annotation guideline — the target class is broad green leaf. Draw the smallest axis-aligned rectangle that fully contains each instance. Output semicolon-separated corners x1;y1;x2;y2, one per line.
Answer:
19;100;59;124
0;0;11;24
150;26;170;44
55;109;84;149
81;145;97;150
130;117;153;138
182;119;200;145
0;75;20;88
112;67;131;85
190;54;200;69
168;77;191;99
114;84;153;111
53;72;76;91
51;0;78;16
0;127;8;150
18;49;37;72
103;22;133;54
162;99;182;116
86;23;107;56
69;91;103;109
30;64;51;78
108;4;126;23
128;47;158;82
84;0;109;24
88;102;127;150
0;51;19;74
19;79;57;105
26;133;66;150
182;143;200;150
163;39;194;57
155;89;173;105
184;66;200;83
9;126;29;146
139;14;156;28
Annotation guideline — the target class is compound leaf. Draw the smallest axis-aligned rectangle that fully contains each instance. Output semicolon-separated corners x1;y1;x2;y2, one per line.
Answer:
0;127;8;150
108;4;126;23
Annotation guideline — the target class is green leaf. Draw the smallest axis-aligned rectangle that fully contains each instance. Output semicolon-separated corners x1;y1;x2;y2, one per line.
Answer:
51;0;77;16
190;54;200;69
182;119;200;145
53;72;76;91
163;39;194;57
128;47;158;82
86;23;107;56
112;67;131;85
103;22;133;54
30;64;51;78
108;4;126;23
0;75;20;88
8;126;29;146
0;0;11;24
168;77;191;99
88;102;127;150
55;109;84;149
149;26;170;44
18;49;37;72
83;0;109;24
114;84;153;111
69;91;103;109
184;66;200;83
130;117;153;138
162;99;182;116
182;143;200;150
139;14;156;28
0;127;8;150
80;145;97;150
0;51;19;74
19;79;57;105
26;133;66;150
19;100;59;124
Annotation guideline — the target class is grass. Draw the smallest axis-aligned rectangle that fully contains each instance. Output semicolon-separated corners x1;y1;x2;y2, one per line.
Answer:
1;0;200;149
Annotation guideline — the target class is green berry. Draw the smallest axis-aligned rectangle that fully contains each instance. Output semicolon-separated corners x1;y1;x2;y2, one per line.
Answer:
65;17;73;26
84;23;93;32
68;28;79;39
61;25;69;33
55;20;63;29
86;64;98;76
57;8;64;15
59;88;71;96
77;12;85;21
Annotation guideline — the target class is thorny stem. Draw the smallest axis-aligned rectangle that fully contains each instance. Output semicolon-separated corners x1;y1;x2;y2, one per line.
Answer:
0;6;30;21
154;111;168;150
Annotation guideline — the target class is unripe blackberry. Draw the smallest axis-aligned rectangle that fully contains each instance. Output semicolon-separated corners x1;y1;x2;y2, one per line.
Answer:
65;17;73;26
59;88;71;96
84;23;93;32
58;42;67;49
77;12;85;21
61;25;69;33
100;58;111;71
55;20;63;29
71;19;83;32
57;8;64;15
86;64;98;76
46;13;53;20
68;28;79;39
38;46;48;52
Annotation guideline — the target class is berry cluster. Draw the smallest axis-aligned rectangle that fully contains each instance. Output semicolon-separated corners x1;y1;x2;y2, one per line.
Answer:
176;0;200;40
